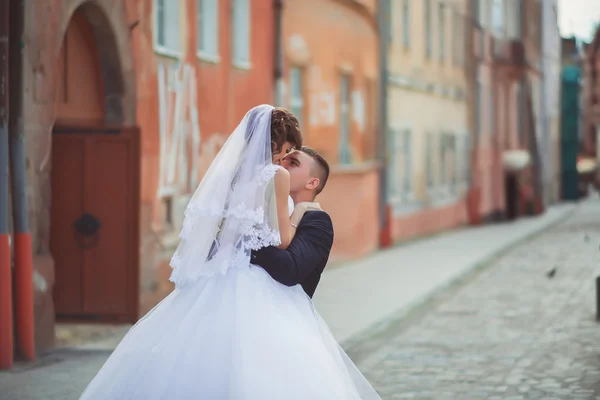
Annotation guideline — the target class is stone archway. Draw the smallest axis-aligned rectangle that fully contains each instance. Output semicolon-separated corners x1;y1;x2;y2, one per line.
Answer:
24;0;138;351
54;0;137;125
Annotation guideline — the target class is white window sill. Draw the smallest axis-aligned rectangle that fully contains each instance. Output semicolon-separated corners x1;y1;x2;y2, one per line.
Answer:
390;194;422;216
154;46;182;60
197;52;221;64
233;60;252;71
428;186;460;207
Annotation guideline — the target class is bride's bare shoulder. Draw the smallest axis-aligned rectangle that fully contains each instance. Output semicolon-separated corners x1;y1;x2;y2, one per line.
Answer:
273;166;290;182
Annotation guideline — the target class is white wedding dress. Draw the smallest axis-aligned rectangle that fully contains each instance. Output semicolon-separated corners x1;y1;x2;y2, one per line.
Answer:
79;193;380;400
79;105;381;399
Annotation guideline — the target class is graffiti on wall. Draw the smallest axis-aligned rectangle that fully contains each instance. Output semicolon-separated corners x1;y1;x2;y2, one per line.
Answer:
352;90;365;132
157;63;227;197
157;63;200;197
307;65;336;127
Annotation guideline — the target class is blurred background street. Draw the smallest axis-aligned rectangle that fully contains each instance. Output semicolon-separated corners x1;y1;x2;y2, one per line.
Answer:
1;0;600;399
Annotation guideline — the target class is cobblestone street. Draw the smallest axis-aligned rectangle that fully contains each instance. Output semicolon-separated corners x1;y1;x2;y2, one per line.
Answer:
350;200;600;399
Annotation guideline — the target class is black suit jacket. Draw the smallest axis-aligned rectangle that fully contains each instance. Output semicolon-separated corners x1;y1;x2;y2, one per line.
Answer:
250;210;334;298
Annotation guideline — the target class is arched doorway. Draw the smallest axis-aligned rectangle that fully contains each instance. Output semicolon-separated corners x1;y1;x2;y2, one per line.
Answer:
50;6;140;323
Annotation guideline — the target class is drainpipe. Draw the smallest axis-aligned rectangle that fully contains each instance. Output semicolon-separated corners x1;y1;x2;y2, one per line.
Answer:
9;0;34;361
377;0;390;247
0;0;14;370
539;1;550;206
273;0;284;107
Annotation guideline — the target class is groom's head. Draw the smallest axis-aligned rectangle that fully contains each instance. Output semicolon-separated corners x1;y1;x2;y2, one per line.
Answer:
282;146;330;202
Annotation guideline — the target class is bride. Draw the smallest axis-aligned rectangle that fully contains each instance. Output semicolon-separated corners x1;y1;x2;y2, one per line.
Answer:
79;105;382;399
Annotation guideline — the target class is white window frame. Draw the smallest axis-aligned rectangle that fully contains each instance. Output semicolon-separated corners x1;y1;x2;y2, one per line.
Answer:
197;0;220;63
232;0;251;69
154;0;182;58
289;67;304;130
339;75;352;164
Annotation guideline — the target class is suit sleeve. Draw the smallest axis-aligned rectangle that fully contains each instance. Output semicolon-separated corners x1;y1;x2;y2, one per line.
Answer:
251;211;334;286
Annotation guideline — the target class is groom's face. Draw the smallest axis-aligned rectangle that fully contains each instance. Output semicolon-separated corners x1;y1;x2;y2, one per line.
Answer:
281;150;319;193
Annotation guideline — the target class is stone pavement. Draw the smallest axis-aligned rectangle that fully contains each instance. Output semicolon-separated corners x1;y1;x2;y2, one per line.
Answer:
315;202;576;344
349;199;600;399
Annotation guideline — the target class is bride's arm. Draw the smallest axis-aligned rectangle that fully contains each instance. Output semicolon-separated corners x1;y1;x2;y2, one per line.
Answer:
273;168;311;249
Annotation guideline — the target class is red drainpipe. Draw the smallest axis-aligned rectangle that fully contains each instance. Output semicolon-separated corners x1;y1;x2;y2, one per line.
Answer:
9;0;35;361
0;0;14;370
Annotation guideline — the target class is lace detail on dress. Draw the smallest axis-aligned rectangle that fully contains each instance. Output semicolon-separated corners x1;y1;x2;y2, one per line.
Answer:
169;164;282;284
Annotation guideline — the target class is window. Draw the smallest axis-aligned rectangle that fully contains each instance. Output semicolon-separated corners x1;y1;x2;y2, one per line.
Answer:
437;132;458;195
387;0;393;43
163;196;174;229
476;81;483;136
491;0;505;37
388;128;413;202
440;133;448;188
364;79;377;160
388;128;400;198
506;0;522;39
402;131;412;196
425;0;432;59
232;0;250;67
402;0;410;49
463;135;471;187
426;131;435;189
490;86;495;135
339;75;351;164
517;80;526;143
447;134;458;191
289;67;304;129
452;10;462;66
439;3;446;63
155;0;181;55
478;0;490;29
197;0;219;61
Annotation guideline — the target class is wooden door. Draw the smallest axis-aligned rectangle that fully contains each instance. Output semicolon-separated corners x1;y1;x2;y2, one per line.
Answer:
50;127;139;322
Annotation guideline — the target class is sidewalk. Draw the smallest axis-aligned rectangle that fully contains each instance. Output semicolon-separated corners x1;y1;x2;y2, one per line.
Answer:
313;202;578;345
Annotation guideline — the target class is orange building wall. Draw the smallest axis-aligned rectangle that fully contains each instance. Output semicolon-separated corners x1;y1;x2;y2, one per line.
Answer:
131;0;275;311
282;0;380;261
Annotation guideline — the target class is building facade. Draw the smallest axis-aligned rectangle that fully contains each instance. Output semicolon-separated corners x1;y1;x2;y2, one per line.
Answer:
540;0;561;205
583;26;600;157
22;0;275;352
280;0;380;261
470;0;544;223
560;37;584;200
385;0;470;242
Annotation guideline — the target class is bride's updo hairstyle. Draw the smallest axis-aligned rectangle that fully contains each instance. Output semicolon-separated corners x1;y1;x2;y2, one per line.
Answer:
270;108;303;155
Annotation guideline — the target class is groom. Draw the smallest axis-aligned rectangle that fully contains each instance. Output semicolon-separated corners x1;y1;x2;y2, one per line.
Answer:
251;146;332;297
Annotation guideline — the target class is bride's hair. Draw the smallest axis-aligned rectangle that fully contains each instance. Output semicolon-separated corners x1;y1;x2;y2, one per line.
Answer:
270;108;303;155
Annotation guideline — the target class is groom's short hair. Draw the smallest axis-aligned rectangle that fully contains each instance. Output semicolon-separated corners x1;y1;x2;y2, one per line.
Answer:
299;147;329;195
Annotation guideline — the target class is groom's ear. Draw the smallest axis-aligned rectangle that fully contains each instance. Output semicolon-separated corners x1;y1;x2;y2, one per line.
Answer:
306;177;320;191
